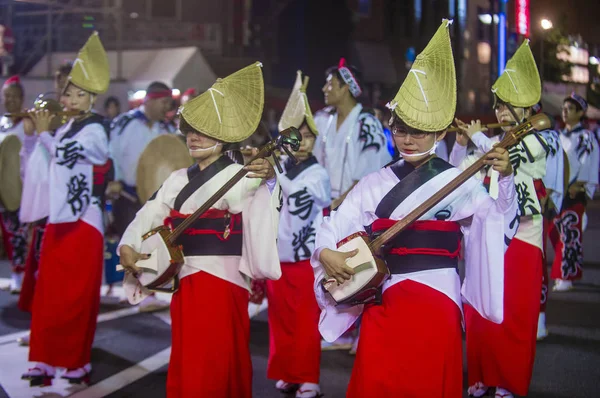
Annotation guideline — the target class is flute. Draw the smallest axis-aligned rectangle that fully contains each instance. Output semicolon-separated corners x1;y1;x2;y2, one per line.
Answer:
239;148;311;158
446;121;516;133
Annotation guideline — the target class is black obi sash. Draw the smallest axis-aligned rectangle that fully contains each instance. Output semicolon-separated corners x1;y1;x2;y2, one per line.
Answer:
167;155;243;256
166;208;243;256
367;219;462;274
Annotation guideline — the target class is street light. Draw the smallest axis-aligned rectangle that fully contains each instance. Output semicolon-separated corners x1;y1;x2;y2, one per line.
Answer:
540;18;553;88
541;19;553;30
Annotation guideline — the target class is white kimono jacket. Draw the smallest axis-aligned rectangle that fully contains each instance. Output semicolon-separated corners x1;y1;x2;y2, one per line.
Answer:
119;158;282;290
19;134;52;223
538;129;565;211
109;107;175;187
560;123;599;200
277;156;331;263
311;158;518;342
451;131;547;250
26;115;109;234
313;104;392;198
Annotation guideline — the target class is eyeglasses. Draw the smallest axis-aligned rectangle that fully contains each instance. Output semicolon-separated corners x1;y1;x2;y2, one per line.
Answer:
391;127;428;139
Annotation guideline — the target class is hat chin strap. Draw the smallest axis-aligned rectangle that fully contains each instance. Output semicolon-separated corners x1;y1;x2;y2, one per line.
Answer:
189;143;222;156
399;134;438;158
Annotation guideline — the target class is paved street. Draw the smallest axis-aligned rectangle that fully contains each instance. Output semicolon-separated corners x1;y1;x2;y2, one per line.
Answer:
0;202;599;397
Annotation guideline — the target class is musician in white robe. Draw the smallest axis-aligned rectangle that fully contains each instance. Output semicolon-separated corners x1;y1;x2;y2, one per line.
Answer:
20;32;110;386
107;81;174;220
119;63;282;398
549;93;599;291
0;75;31;294
265;72;330;398
313;58;392;209
311;20;518;398
451;41;547;398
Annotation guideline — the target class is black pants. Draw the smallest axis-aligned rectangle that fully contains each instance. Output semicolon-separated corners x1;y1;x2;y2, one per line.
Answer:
111;195;142;237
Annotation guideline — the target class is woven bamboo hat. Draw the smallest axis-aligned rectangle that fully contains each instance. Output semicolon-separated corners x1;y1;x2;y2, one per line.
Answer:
387;19;456;132
67;31;110;94
278;70;318;135
179;62;265;143
492;40;541;108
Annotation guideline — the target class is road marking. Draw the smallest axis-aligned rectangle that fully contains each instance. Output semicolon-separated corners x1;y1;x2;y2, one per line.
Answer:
69;347;172;398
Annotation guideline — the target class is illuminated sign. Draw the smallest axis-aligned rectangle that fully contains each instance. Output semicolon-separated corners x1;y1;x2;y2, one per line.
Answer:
516;0;530;37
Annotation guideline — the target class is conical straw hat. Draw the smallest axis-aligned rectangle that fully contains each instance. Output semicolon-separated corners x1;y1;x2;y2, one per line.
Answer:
179;62;265;143
278;70;318;135
387;19;456;132
492;40;541;108
67;31;110;94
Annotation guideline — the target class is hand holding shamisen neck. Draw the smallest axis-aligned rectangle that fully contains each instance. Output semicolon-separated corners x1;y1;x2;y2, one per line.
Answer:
244;147;275;180
484;146;513;177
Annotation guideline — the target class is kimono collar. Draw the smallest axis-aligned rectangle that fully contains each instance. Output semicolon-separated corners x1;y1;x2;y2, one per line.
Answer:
60;113;105;141
322;103;363;142
284;155;319;181
562;122;585;137
134;106;171;131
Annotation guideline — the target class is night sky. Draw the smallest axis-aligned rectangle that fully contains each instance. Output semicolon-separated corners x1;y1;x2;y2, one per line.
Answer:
530;0;600;45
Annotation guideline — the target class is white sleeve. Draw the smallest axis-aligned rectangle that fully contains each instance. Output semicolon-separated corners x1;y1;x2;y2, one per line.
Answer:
19;135;38;181
541;133;565;206
578;134;599;198
238;178;283;281
461;173;518;324
39;123;109;166
310;180;368;342
351;115;392;181
117;175;173;253
449;142;468;167
435;139;449;161
311;180;367;269
470;131;495;153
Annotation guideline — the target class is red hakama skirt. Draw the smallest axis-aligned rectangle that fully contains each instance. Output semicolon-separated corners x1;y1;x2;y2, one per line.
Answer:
29;220;103;368
266;260;321;384
347;280;462;398
167;271;252;398
465;237;542;396
18;223;46;313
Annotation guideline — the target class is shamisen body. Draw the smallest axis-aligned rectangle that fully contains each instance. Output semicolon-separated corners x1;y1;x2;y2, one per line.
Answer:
118;62;282;398
310;20;519;398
